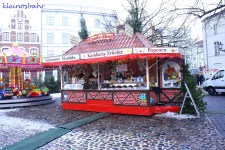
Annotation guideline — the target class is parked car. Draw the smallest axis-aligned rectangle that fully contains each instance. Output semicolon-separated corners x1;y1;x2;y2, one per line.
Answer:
203;68;225;95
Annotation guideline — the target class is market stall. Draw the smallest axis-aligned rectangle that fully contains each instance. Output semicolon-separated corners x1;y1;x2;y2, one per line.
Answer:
42;32;184;115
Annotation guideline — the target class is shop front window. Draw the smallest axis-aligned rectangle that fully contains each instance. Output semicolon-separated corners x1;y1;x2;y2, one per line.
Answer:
62;58;158;90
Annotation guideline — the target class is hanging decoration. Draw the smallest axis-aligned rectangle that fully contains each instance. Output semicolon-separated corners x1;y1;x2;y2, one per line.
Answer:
9;55;20;63
0;78;4;90
28;56;38;64
15;67;22;88
9;67;15;87
137;58;145;73
91;63;98;78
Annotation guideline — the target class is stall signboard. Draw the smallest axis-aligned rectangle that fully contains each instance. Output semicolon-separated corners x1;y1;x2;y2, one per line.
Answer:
80;48;132;59
162;61;181;88
87;32;115;44
133;48;179;54
42;54;80;63
116;64;128;72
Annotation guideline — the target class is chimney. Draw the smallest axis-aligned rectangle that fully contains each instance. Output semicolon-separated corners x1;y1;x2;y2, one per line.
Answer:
116;24;125;34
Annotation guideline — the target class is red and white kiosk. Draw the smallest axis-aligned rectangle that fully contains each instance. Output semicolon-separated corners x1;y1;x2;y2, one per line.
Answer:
42;32;184;116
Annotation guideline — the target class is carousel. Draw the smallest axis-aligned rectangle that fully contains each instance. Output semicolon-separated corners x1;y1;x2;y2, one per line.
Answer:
0;43;50;102
42;32;185;116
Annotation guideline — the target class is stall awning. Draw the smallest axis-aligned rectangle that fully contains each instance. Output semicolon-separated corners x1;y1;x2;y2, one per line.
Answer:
42;53;183;67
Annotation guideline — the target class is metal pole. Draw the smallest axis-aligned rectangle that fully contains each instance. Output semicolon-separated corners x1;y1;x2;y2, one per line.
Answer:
197;47;199;69
146;58;149;89
204;24;209;69
98;63;100;90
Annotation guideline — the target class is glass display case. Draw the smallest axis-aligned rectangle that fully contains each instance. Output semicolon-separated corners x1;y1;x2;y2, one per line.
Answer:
63;84;83;90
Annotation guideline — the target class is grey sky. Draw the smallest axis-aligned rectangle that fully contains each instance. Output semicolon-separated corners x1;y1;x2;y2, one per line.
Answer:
0;0;203;39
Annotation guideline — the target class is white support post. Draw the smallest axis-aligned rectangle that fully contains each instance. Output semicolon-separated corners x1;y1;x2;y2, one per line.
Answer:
146;58;149;89
0;72;2;78
156;58;159;87
60;67;63;89
29;71;31;79
24;71;25;80
98;63;100;90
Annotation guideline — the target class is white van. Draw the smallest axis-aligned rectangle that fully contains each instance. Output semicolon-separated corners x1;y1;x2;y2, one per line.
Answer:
203;68;225;95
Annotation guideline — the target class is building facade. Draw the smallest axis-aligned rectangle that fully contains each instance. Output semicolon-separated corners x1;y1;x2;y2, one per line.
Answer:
0;10;41;81
185;40;204;73
202;10;225;70
41;4;118;80
41;4;118;57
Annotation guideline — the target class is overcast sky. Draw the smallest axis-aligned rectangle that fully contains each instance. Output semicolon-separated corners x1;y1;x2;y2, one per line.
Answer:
0;0;203;39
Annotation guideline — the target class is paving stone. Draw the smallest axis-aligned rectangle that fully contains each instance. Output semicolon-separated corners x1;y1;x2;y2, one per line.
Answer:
1;96;225;149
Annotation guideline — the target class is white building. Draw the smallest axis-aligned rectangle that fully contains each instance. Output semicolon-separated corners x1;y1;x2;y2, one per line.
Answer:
202;10;225;70
41;4;117;57
185;40;204;73
40;4;118;79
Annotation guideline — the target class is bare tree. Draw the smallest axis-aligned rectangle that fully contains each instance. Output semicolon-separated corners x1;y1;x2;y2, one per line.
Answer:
101;10;119;32
123;0;197;49
172;0;225;19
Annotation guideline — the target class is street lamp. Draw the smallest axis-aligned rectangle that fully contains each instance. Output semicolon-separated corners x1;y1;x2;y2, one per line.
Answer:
218;42;225;52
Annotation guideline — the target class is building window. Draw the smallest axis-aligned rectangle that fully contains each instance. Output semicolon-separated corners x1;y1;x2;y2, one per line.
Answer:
45;71;53;79
17;33;23;41
47;16;54;25
193;64;197;68
30;33;36;42
213;24;217;35
1;48;9;53
62;17;68;26
214;41;220;56
47;33;54;44
62;33;69;44
193;57;196;61
3;32;9;41
47;50;54;57
94;19;100;28
30;48;38;56
18;21;23;29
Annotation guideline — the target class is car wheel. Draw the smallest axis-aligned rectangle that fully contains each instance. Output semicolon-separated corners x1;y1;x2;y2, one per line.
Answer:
208;87;215;95
0;94;4;100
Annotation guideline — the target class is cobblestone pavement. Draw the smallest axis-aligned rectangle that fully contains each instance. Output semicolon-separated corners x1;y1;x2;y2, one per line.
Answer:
1;95;225;150
204;95;225;138
0;97;96;149
6;98;97;126
38;116;225;150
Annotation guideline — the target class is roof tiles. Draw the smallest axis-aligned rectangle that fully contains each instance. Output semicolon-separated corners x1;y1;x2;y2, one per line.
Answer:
65;33;154;55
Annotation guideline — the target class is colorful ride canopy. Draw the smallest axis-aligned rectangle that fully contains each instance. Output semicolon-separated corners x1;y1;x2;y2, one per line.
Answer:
0;43;42;69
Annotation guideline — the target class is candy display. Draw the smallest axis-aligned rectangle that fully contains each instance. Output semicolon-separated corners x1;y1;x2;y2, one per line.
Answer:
162;61;181;88
163;64;179;81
